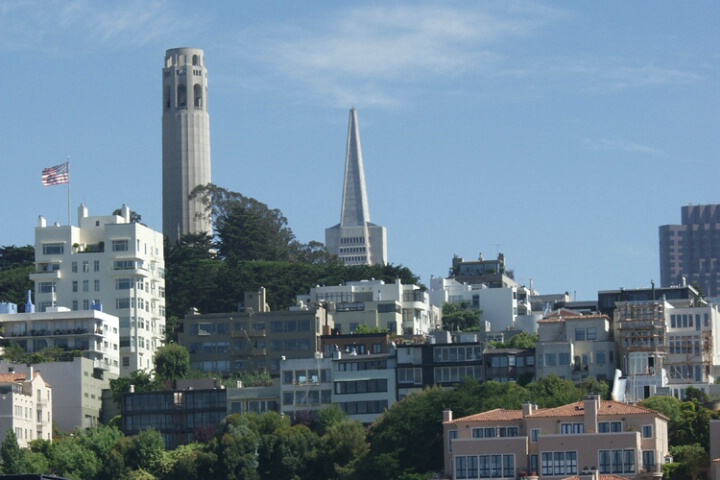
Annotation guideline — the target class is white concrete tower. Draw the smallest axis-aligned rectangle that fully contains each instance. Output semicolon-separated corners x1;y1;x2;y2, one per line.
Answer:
325;108;387;266
162;48;212;243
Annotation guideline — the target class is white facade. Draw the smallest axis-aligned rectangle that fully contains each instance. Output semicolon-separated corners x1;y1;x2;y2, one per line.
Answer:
0;370;52;447
331;351;396;424
298;279;438;335
0;307;120;376
280;355;333;420
162;47;212;243
30;204;165;375
663;302;720;398
0;358;114;433
430;277;534;332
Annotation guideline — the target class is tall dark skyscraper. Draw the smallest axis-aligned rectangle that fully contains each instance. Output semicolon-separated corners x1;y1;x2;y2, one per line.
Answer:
162;48;212;243
660;204;720;297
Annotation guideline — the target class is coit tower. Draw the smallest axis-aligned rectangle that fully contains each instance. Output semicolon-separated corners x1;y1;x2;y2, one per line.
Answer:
162;47;212;243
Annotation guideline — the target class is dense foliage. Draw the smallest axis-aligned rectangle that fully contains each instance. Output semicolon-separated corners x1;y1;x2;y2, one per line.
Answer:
0;245;34;308
164;184;421;324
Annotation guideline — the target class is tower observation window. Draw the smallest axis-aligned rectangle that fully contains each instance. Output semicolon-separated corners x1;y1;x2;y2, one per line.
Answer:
177;85;187;108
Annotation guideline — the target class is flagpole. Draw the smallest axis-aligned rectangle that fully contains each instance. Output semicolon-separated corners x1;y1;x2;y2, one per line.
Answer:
67;156;71;225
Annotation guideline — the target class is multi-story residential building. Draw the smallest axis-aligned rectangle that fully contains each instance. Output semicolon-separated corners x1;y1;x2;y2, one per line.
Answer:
597;285;700;318
443;396;669;479
0;306;120;376
0;369;52;447
121;379;226;450
279;354;333;422
662;302;720;399
30;204;166;374
178;289;331;377
396;331;483;400
320;332;393;358
0;358;116;432
483;348;536;383
431;276;535;333
614;297;720;401
659;204;720;298
325;108;387;266
535;312;617;383
449;253;518;289
227;379;280;416
331;349;396;424
297;279;438;335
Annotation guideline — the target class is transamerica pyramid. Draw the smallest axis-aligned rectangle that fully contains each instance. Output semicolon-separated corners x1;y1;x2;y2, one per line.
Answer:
325;108;387;266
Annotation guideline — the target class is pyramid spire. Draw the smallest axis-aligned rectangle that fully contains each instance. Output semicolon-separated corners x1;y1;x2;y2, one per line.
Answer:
325;108;387;266
340;108;371;227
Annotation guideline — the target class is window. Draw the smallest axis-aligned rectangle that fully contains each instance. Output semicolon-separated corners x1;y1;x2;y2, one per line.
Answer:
611;421;622;432
72;261;78;273
116;278;133;290
112;239;129;252
448;430;457;452
82;261;89;272
72;281;78;292
94;260;100;272
575;328;585;341
596;351;606;364
545;353;556;366
587;327;597;340
455;456;467;479
42;243;64;255
642;450;655;471
94;279;100;291
642;425;653;438
531;428;540;442
122;357;130;367
558;352;570;365
82;280;89;292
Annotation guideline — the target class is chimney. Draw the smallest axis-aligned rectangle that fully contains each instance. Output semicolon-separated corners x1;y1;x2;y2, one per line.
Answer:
522;402;537;417
443;409;453;423
584;395;600;433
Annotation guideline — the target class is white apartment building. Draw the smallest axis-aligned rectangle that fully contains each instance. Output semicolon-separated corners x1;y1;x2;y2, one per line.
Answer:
297;279;438;335
615;298;720;401
430;277;535;332
0;370;52;447
0;306;120;376
280;355;333;421
535;311;617;383
30;204;166;374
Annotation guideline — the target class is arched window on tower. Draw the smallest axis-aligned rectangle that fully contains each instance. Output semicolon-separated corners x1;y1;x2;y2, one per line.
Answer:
165;86;171;109
192;55;199;66
193;84;202;108
177;84;187;108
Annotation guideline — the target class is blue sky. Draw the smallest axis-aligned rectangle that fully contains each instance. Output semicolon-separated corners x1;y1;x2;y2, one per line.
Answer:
2;1;718;301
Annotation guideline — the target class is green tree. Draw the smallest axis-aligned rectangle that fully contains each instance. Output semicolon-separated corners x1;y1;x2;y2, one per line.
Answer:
125;429;165;474
0;245;34;270
353;324;389;334
319;420;369;480
441;302;481;332
0;430;23;474
109;370;159;408
154;344;190;383
664;444;708;480
526;374;584;407
47;437;102;480
490;332;539;349
258;424;320;480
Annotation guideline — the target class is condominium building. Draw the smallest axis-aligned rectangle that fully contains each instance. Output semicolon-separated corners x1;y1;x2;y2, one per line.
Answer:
280;354;333;422
396;331;483;400
443;396;669;479
659;204;720;298
614;297;720;401
0;306;120;376
0;369;52;447
0;358;115;432
30;204;166;374
178;289;331;377
298;279;438;335
535;312;617;383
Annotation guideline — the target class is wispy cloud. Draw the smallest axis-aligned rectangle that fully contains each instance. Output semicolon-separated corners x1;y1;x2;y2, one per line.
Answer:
583;138;662;156
234;3;566;107
0;0;207;53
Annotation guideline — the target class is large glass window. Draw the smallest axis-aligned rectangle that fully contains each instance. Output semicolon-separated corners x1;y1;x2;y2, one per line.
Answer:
112;239;129;252
42;243;64;255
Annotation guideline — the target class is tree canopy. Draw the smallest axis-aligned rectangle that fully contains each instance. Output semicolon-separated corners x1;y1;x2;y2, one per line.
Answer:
441;302;481;332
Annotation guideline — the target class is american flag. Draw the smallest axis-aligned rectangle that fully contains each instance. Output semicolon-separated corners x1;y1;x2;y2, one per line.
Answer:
41;162;70;186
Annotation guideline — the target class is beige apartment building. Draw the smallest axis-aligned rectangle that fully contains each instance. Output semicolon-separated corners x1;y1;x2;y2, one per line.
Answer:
443;396;669;479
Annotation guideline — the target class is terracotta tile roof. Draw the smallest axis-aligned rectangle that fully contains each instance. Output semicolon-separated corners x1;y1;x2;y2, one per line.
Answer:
561;475;626;480
530;400;662;419
0;373;27;383
448;400;665;424
447;408;541;424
